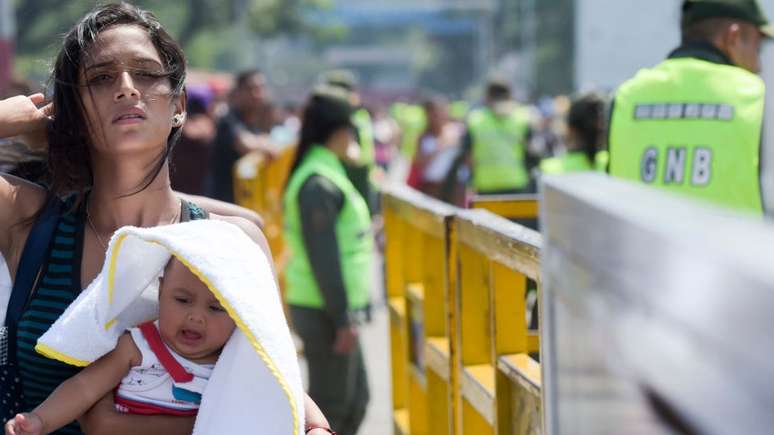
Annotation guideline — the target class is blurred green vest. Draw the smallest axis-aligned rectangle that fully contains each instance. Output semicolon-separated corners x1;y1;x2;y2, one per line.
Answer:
467;107;530;192
540;152;594;174
392;103;427;159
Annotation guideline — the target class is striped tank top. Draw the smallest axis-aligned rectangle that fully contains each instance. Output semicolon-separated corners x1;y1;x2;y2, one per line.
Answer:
15;197;207;434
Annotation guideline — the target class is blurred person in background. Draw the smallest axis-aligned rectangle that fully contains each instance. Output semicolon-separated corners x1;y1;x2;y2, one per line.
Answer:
391;100;426;162
530;96;563;159
460;79;534;195
540;92;608;174
210;69;276;203
169;85;216;195
608;0;770;214
324;69;378;213
283;86;372;435
371;106;400;172
407;95;463;199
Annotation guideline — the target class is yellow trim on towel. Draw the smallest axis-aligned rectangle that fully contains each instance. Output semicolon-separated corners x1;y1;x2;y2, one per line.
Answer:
35;343;90;367
106;234;128;305
104;318;117;331
166;249;301;435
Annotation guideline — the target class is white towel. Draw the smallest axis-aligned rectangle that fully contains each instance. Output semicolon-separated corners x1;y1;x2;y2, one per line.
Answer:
35;220;304;435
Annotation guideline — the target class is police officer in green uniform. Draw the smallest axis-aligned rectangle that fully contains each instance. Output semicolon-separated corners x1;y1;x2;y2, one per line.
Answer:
609;0;772;214
284;86;372;435
463;79;533;194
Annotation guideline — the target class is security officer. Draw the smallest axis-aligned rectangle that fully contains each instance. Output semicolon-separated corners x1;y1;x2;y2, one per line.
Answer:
464;79;532;194
608;0;772;214
284;86;371;435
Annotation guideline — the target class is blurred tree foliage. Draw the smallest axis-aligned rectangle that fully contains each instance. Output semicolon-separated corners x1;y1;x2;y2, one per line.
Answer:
13;0;333;81
496;0;574;97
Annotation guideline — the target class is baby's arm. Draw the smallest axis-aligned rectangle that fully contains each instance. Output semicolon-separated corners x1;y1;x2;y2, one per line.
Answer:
6;333;140;435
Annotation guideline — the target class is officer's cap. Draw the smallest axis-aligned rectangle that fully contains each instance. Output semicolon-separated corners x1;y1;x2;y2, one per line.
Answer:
309;84;355;127
323;69;357;92
682;0;774;37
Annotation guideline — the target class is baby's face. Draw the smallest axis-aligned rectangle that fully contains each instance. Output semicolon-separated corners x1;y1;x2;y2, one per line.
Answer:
158;258;236;363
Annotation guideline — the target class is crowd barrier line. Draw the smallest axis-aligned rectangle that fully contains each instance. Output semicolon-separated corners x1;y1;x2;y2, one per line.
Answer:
384;184;544;435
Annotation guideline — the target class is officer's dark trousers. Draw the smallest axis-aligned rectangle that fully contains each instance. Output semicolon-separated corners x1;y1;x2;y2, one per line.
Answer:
291;306;370;435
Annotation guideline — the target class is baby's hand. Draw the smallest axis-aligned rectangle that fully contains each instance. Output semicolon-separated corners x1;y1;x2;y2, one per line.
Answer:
4;413;44;435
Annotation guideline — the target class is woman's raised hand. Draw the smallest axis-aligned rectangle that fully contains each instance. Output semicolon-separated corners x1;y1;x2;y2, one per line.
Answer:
0;93;53;150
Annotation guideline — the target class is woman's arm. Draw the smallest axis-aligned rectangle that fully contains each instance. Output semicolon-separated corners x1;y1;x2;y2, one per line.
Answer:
78;395;195;435
0;94;51;272
6;334;140;435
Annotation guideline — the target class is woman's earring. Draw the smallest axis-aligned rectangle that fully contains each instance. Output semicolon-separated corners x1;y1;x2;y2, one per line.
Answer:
171;114;184;127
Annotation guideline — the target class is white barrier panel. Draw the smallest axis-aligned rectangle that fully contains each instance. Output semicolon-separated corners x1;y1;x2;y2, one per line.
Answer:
540;174;774;435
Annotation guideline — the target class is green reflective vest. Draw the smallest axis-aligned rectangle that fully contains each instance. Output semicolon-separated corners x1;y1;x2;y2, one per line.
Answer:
594;150;610;172
540;152;594;175
468;107;530;192
353;107;375;167
392;103;427;159
450;100;470;121
609;57;764;214
283;145;373;310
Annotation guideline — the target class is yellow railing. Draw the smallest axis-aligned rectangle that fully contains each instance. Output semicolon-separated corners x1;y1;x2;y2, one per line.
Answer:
233;145;297;275
470;194;539;221
384;184;543;435
455;209;541;435
383;186;458;435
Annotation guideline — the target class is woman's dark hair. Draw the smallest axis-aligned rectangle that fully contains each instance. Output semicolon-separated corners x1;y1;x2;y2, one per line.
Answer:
287;87;354;180
567;92;607;164
47;2;186;204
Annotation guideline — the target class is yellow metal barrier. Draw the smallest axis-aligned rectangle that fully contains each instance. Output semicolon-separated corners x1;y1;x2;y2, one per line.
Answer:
470;194;539;220
383;185;458;435
385;185;543;435
233;145;297;273
455;209;542;435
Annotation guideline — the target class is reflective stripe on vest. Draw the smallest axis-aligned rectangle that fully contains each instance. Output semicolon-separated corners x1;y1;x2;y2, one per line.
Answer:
283;145;373;310
468;107;530;192
609;57;764;214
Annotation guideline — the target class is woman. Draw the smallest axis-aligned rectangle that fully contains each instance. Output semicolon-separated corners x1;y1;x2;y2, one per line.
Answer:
283;87;372;435
539;92;608;174
0;4;330;434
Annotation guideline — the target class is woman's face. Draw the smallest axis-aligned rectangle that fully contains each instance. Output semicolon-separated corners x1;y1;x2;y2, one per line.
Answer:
79;25;183;156
328;126;360;165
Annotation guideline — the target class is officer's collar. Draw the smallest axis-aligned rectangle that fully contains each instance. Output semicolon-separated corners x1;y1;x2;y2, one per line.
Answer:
667;40;734;66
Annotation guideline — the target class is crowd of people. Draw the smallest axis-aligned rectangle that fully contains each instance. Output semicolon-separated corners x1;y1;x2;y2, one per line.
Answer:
1;0;771;434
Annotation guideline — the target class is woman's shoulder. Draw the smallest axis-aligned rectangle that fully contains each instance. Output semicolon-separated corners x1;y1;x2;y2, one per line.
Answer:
0;174;48;264
1;173;47;219
210;213;272;261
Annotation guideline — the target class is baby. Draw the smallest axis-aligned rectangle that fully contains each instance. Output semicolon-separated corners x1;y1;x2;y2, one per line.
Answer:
5;256;235;435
